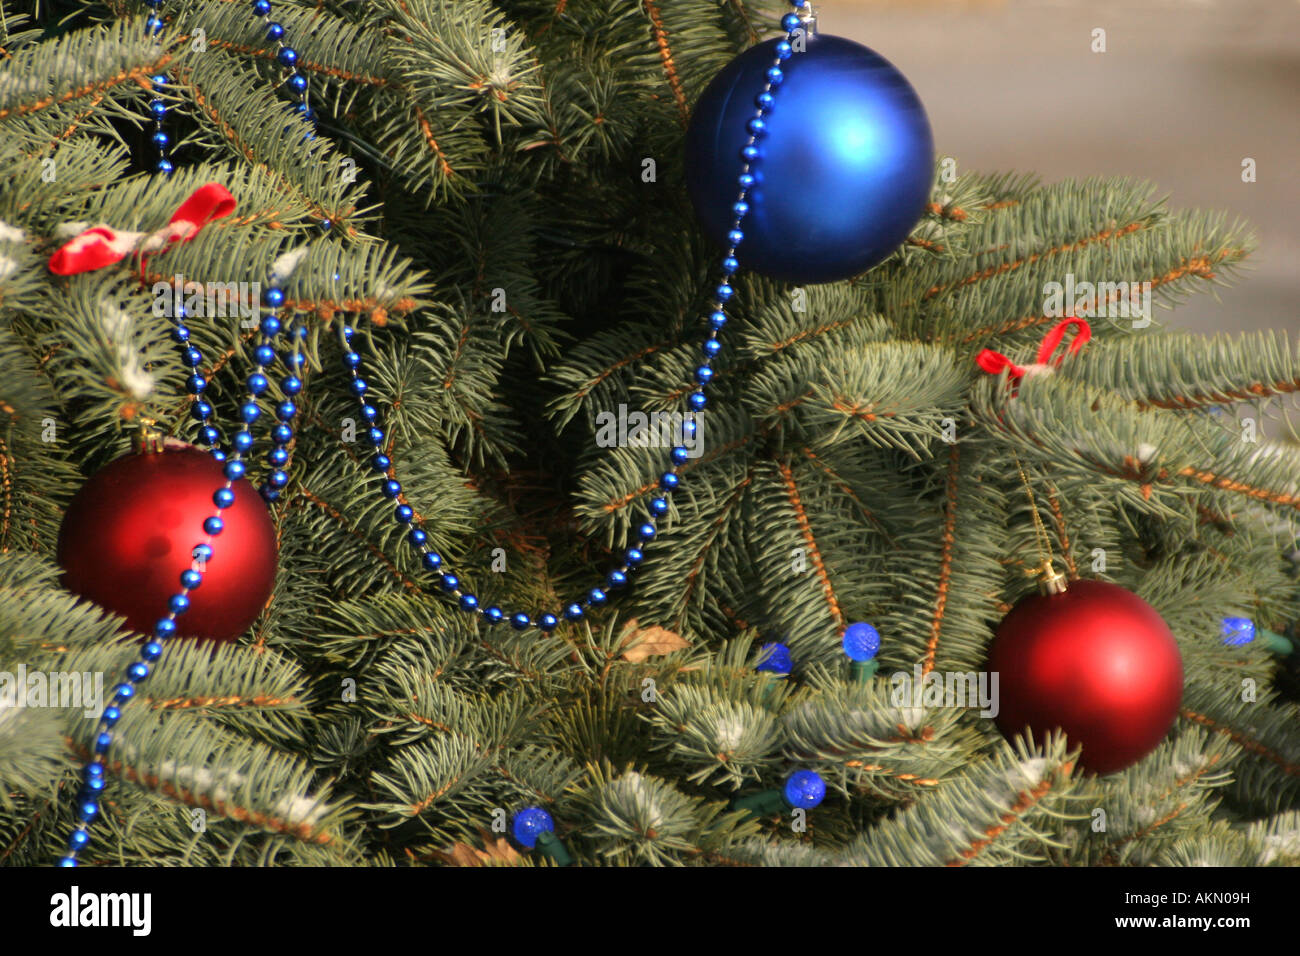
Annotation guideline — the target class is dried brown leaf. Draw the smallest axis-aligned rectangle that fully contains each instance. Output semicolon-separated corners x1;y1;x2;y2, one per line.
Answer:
619;618;690;663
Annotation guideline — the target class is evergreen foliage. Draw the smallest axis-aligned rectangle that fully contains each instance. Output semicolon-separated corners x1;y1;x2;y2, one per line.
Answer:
0;0;1296;867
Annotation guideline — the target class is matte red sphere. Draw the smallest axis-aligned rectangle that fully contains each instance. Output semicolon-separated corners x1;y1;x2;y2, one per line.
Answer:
57;448;277;643
985;579;1183;774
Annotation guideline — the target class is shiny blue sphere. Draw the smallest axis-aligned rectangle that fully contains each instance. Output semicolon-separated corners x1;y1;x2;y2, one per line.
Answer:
842;621;881;661
685;34;933;283
512;807;554;848
783;770;827;809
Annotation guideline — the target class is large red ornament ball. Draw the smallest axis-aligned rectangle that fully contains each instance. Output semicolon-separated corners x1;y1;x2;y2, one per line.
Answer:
57;447;277;643
985;579;1184;775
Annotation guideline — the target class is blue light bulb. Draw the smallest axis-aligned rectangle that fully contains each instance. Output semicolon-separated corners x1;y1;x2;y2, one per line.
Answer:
842;621;881;662
755;642;792;675
783;770;826;809
1221;617;1255;646
511;807;555;848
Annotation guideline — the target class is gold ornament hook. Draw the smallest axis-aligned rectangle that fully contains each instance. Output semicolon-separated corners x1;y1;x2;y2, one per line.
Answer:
133;417;165;454
1034;559;1069;595
1012;451;1068;594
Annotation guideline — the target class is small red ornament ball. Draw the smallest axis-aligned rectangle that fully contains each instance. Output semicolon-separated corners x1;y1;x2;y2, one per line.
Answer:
57;447;277;643
986;579;1184;775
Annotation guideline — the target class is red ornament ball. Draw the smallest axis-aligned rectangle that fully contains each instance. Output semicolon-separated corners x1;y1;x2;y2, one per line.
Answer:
985;579;1184;775
57;447;277;643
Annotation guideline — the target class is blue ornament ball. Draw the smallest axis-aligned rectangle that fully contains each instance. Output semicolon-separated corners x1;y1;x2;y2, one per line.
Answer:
685;34;934;284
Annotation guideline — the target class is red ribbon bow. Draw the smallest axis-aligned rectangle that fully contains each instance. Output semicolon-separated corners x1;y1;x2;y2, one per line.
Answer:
48;183;236;276
976;317;1091;390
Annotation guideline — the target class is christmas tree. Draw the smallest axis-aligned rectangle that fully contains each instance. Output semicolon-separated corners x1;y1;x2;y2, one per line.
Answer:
1;0;1298;869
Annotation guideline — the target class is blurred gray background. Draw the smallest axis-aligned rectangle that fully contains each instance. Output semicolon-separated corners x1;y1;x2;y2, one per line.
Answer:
829;0;1299;336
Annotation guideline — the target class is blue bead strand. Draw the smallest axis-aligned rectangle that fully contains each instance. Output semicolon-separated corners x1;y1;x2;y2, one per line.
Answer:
65;0;810;865
61;450;254;867
61;293;291;867
326;7;810;629
62;0;328;870
260;314;304;502
246;0;314;131
147;72;174;176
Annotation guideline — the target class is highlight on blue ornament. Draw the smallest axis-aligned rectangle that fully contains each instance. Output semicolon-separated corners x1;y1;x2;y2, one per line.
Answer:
783;770;827;810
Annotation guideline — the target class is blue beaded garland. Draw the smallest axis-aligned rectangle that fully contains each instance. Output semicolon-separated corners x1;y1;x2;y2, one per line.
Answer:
64;0;812;867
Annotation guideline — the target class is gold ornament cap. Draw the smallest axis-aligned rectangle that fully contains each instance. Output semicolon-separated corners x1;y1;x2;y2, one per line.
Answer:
1036;559;1068;596
133;418;166;454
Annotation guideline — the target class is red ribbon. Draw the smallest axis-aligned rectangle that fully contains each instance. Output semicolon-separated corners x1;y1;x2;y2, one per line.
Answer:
48;183;237;276
976;317;1091;389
